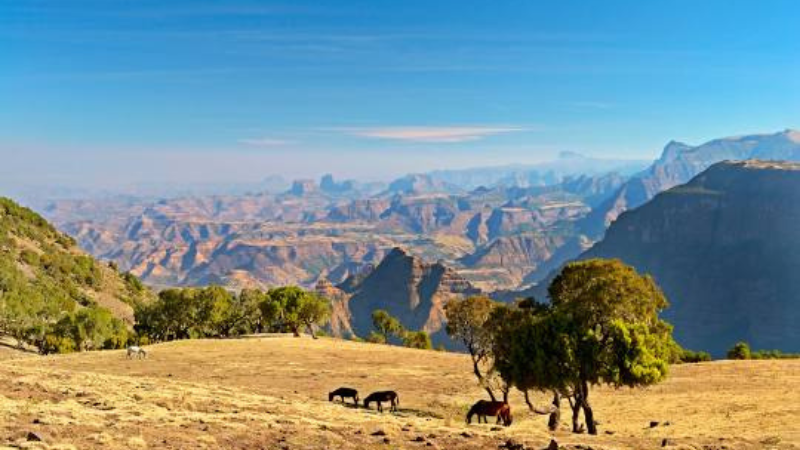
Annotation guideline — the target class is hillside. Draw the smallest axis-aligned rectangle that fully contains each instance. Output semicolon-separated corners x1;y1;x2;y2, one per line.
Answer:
581;160;800;355
0;197;152;342
0;336;797;449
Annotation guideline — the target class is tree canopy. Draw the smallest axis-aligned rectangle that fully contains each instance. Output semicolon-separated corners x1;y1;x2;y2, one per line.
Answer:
488;258;677;435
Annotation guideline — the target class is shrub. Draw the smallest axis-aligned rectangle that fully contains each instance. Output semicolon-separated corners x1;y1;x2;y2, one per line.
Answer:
366;331;386;344
679;349;712;363
402;330;432;349
727;341;751;360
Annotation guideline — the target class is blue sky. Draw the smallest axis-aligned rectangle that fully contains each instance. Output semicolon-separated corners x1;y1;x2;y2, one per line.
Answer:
2;0;800;187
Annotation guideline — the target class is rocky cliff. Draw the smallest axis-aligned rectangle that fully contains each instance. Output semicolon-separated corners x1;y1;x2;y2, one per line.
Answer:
582;160;800;355
339;247;481;345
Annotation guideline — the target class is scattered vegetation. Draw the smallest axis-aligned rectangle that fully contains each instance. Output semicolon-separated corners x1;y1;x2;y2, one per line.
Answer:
369;309;432;349
726;341;800;360
135;285;331;343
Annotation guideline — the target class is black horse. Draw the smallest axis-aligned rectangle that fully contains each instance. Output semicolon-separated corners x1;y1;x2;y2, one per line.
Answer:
328;387;359;405
363;391;399;412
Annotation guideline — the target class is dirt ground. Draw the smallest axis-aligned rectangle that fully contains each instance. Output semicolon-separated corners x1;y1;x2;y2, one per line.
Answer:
1;335;798;449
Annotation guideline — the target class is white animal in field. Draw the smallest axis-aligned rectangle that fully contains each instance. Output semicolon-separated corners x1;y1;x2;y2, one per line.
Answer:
126;346;147;359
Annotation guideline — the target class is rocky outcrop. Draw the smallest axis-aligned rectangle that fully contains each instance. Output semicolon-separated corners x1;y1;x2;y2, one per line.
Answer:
582;160;800;355
315;279;355;338
341;248;481;345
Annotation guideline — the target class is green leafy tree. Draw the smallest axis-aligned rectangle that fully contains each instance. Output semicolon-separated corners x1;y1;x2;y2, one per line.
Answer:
547;258;675;434
217;288;265;336
445;296;505;401
260;286;331;338
490;259;676;435
727;341;751;360
371;309;405;343
402;330;432;349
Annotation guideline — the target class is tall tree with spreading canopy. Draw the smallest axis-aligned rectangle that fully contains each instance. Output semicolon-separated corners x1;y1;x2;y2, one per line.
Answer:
490;259;676;435
547;258;676;434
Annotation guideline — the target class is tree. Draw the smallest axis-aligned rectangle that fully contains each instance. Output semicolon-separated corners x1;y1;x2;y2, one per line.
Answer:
546;258;676;435
727;341;751;360
134;286;236;342
216;288;263;337
261;286;330;338
445;296;504;401
487;300;564;429
490;259;676;435
402;330;432;349
371;309;404;343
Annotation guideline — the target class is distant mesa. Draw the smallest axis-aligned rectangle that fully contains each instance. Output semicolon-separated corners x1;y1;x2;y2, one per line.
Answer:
289;179;318;196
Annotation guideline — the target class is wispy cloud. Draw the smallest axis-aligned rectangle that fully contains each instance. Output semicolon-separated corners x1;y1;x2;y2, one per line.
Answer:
238;137;293;147
338;126;529;143
565;101;615;110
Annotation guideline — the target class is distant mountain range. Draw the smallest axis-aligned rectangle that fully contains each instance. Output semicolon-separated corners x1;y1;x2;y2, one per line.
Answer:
581;129;800;238
4;130;800;354
37;152;643;292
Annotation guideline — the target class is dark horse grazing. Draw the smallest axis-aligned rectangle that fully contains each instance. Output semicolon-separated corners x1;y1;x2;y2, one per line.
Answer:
363;391;399;413
328;387;359;405
466;400;513;426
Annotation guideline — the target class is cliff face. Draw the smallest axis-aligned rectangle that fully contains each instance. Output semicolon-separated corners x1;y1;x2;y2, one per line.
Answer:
340;247;481;345
583;160;800;355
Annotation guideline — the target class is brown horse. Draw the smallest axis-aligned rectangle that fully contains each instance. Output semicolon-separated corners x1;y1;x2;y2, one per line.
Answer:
363;391;399;412
329;387;359;405
466;400;513;426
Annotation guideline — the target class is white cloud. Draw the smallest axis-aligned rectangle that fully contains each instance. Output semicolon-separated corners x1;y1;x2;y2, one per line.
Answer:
238;137;292;147
340;126;528;143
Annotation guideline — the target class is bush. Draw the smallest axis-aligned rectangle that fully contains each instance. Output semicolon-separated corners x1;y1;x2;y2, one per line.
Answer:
727;341;751;360
679;349;712;363
750;349;800;359
366;331;386;344
402;330;432;349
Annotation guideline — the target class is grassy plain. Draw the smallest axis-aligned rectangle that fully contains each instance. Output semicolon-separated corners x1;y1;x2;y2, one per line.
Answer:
1;335;798;449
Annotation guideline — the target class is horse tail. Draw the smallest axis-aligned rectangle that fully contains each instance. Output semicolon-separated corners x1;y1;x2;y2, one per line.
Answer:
395;393;399;406
466;405;475;424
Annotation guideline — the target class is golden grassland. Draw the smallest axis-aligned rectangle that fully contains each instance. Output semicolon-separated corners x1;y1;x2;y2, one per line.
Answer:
0;336;798;449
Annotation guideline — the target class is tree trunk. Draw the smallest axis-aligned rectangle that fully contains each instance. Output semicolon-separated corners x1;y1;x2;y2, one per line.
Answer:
548;391;561;431
581;380;597;435
291;325;301;337
568;395;582;433
306;324;318;339
472;358;496;401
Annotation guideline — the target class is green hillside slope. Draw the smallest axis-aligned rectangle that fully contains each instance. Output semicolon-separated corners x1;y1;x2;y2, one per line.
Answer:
0;197;153;353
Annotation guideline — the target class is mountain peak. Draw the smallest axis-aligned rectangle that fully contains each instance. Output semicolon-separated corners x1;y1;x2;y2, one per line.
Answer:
784;129;800;143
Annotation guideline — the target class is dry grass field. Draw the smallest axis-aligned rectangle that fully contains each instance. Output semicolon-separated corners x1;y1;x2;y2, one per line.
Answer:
1;335;798;450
